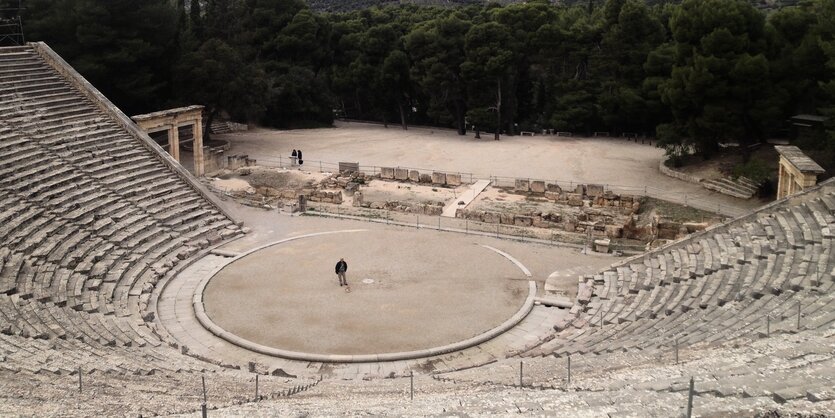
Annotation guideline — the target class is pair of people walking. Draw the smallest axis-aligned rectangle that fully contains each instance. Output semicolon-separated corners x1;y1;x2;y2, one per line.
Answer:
291;149;304;166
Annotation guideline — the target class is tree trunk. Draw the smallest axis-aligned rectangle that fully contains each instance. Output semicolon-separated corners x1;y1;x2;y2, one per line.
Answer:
455;100;466;135
475;129;481;139
398;102;408;130
495;77;502;141
204;109;216;143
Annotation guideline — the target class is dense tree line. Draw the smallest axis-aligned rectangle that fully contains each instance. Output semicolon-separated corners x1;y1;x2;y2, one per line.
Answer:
20;0;835;164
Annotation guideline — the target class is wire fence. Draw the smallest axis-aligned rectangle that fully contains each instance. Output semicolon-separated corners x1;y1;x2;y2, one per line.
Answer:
248;154;749;218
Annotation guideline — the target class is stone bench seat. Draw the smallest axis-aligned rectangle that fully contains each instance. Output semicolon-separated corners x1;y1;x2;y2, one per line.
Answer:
0;80;70;98
0;68;57;84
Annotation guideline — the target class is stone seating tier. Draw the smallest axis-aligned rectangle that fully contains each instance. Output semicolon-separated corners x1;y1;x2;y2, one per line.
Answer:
0;44;243;395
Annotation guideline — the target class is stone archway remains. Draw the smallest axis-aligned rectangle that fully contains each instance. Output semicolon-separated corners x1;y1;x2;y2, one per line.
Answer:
132;105;205;176
775;145;825;200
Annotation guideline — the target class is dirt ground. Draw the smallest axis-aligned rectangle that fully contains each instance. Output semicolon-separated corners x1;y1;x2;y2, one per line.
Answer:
359;180;462;206
217;121;762;214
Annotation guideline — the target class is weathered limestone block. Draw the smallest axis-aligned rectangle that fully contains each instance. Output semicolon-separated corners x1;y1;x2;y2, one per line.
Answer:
280;189;296;199
483;211;501;224
587;184;604;197
446;173;462;186
332;191;343;204
409;170;420;182
515;179;530;192
353;191;363;207
381;167;395;179
432;172;447;185
567;193;583;206
514;215;533;227
577;282;593;304
574;184;586;196
424;204;443;216
419;173;432;183
395;168;409;181
530;180;546;194
564;221;576;232
547;183;562;193
683;222;708;233
605;225;623;238
545;191;560;201
500;213;514;225
594;239;610;253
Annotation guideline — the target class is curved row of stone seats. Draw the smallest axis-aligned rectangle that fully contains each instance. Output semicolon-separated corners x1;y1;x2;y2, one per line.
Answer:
0;44;241;362
189;328;833;416
0;332;320;416
524;181;835;359
431;328;834;416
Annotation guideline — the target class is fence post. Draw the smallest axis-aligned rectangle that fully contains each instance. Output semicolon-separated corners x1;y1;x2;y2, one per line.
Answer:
465;219;468;233
567;355;571;385
519;361;523;388
686;377;694;418
319;161;323;173
797;303;801;330
416;214;420;229
766;315;770;337
496;224;499;238
675;338;679;364
438;216;441;231
410;371;414;400
78;366;82;393
279;155;283;168
255;374;259;402
201;375;208;418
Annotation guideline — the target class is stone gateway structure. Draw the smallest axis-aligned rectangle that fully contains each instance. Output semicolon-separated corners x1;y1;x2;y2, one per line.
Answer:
775;145;825;200
132;105;206;176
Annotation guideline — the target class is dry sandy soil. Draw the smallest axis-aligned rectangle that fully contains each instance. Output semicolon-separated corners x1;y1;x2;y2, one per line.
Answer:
218;121;762;214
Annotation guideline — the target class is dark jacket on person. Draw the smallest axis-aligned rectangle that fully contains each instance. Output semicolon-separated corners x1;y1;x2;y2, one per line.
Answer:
297;150;303;164
335;260;347;274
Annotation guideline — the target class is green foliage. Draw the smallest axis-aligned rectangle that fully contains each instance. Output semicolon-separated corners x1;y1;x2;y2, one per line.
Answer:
18;0;832;151
732;158;772;183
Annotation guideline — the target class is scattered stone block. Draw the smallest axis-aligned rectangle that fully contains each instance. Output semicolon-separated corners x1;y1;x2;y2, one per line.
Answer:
567;193;583;206
408;170;420;182
594;238;610;253
432;172;446;185
381;167;395;179
605;225;623;238
546;183;562;193
544;191;560;201
425;204;443;216
574;184;586;195
446;173;462;186
395;168;409;181
515;179;530;192
419;173;432;183
483;211;500;224
586;184;604;197
530;180;546;194
514;215;533;227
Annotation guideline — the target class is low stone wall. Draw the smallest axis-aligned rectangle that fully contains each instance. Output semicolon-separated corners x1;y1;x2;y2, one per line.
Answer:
658;156;703;184
352;192;444;216
457;183;641;239
380;167;466;186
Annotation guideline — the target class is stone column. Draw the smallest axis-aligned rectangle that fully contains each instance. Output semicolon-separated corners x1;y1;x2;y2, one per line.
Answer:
168;125;180;162
193;117;205;176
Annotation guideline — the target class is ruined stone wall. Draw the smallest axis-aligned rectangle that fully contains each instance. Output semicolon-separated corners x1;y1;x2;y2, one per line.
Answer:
458;182;640;239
